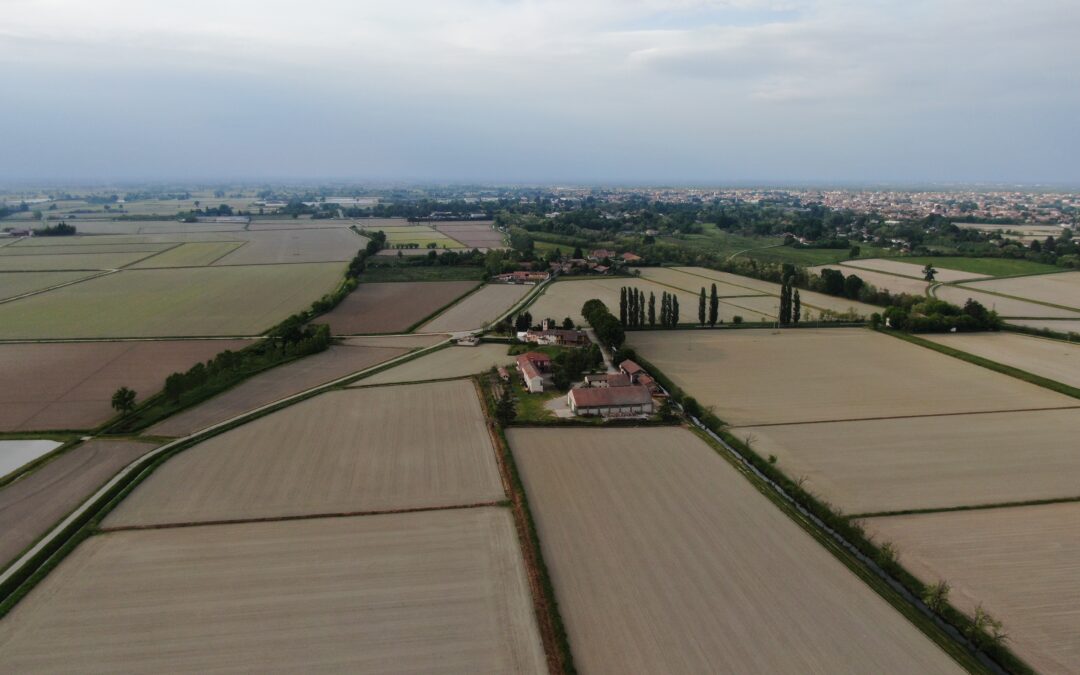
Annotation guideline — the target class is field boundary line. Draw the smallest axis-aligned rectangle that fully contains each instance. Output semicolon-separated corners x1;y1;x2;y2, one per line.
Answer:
880;329;1080;401
0;269;116;306
406;280;486;333
0;336;452;604
848;494;1080;520
98;500;505;533
474;375;575;675
942;280;1080;313
730;404;1080;429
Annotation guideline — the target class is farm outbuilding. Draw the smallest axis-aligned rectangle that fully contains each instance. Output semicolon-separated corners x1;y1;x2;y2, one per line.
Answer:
516;352;551;393
567;385;653;417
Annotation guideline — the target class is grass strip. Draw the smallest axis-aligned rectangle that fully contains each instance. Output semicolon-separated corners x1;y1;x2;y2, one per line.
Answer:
850;494;1080;520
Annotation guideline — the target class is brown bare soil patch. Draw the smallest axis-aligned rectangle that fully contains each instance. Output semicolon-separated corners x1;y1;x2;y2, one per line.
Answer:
420;284;529;332
110;380;503;526
315;281;478;334
865;503;1080;674
147;341;411;437
0;340;252;432
0;439;156;567
0;509;546;673
509;427;962;674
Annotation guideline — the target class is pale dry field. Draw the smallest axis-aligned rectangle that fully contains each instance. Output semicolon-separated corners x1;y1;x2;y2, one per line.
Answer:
354;344;514;386
212;228;366;265
1;242;169;256
128;242;244;268
0;440;63;478
0;263;345;339
316;280;479;334
510;427;962;674
811;265;931;296
630;328;1075;425
528;278;719;326
958;271;1080;311
434;222;505;248
0;251;154;271
109;380;502;526
922;331;1080;389
735;408;1080;514
865;503;1080;674
0;271;98;301
0;439;156;567
420;284;530;332
0;508;547;674
147;340;417;437
839;258;987;282
934;284;1080;318
637;266;773;297
0;339;253;431
1006;318;1080;333
670;266;879;317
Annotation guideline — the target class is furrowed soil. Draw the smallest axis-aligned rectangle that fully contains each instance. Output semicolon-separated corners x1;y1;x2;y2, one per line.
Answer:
351;344;514;387
864;503;1080;674
314;281;479;334
630;328;1076;426
509;427;963;674
934;284;1080;319
419;284;529;333
0;508;547;673
0;439;156;568
838;258;988;282
734;408;1080;514
0;339;253;432
957;271;1080;311
109;380;503;526
146;339;419;437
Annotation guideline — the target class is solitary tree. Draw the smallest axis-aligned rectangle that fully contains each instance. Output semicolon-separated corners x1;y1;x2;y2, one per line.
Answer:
562;317;574;329
708;283;719;327
495;388;516;426
922;263;938;282
648;292;656;327
111;387;137;415
922;580;950;613
698;287;707;326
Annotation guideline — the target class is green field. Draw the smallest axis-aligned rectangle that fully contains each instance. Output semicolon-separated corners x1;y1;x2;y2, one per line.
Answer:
893;256;1062;277
130;242;244;268
0;271;99;301
0;262;345;338
0;251;157;271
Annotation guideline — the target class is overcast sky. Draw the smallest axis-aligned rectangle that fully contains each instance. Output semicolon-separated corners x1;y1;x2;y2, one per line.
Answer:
2;0;1078;185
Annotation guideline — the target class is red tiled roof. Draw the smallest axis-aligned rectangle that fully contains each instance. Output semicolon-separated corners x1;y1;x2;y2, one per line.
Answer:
619;359;644;375
570;385;652;408
585;373;631;387
519;351;551;364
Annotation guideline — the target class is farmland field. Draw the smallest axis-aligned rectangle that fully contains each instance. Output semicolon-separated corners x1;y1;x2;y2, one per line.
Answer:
354;344;514;386
921;331;1080;389
0;339;253;431
897;256;1062;277
210;228;365;265
146;337;428;437
527;277;746;326
434;221;505;248
0;271;98;301
838;258;987;282
315;280;478;334
509;427;962;674
666;266;879;316
865;503;1080;674
956;271;1080;311
1;242;170;256
933;284;1080;318
109;380;501;526
128;241;244;268
1007;318;1080;334
630;328;1075;426
0;263;345;339
637;266;775;297
811;265;931;296
0;251;154;271
734;408;1080;514
0;439;156;568
0;509;546;673
419;284;529;332
0;440;63;478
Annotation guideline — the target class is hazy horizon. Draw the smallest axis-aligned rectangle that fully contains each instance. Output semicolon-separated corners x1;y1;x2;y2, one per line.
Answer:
3;1;1078;185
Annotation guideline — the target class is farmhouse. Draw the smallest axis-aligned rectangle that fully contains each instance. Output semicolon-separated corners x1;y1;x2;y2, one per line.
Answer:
619;359;646;382
494;270;550;284
621;252;643;263
589;249;617;261
522;328;589;346
584;372;631;388
567;385;653;417
516;352;552;393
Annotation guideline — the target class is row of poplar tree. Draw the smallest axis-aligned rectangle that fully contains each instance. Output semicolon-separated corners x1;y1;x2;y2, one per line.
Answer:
619;286;681;328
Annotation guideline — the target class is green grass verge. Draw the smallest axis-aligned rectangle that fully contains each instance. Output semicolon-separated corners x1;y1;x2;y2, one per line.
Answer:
896;256;1061;277
356;264;486;283
881;329;1080;400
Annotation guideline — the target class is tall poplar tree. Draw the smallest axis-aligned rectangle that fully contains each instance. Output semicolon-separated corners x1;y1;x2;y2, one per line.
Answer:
619;286;628;326
648;291;656;327
698;287;707;326
672;295;680;325
637;289;645;327
708;283;719;327
793;289;801;324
